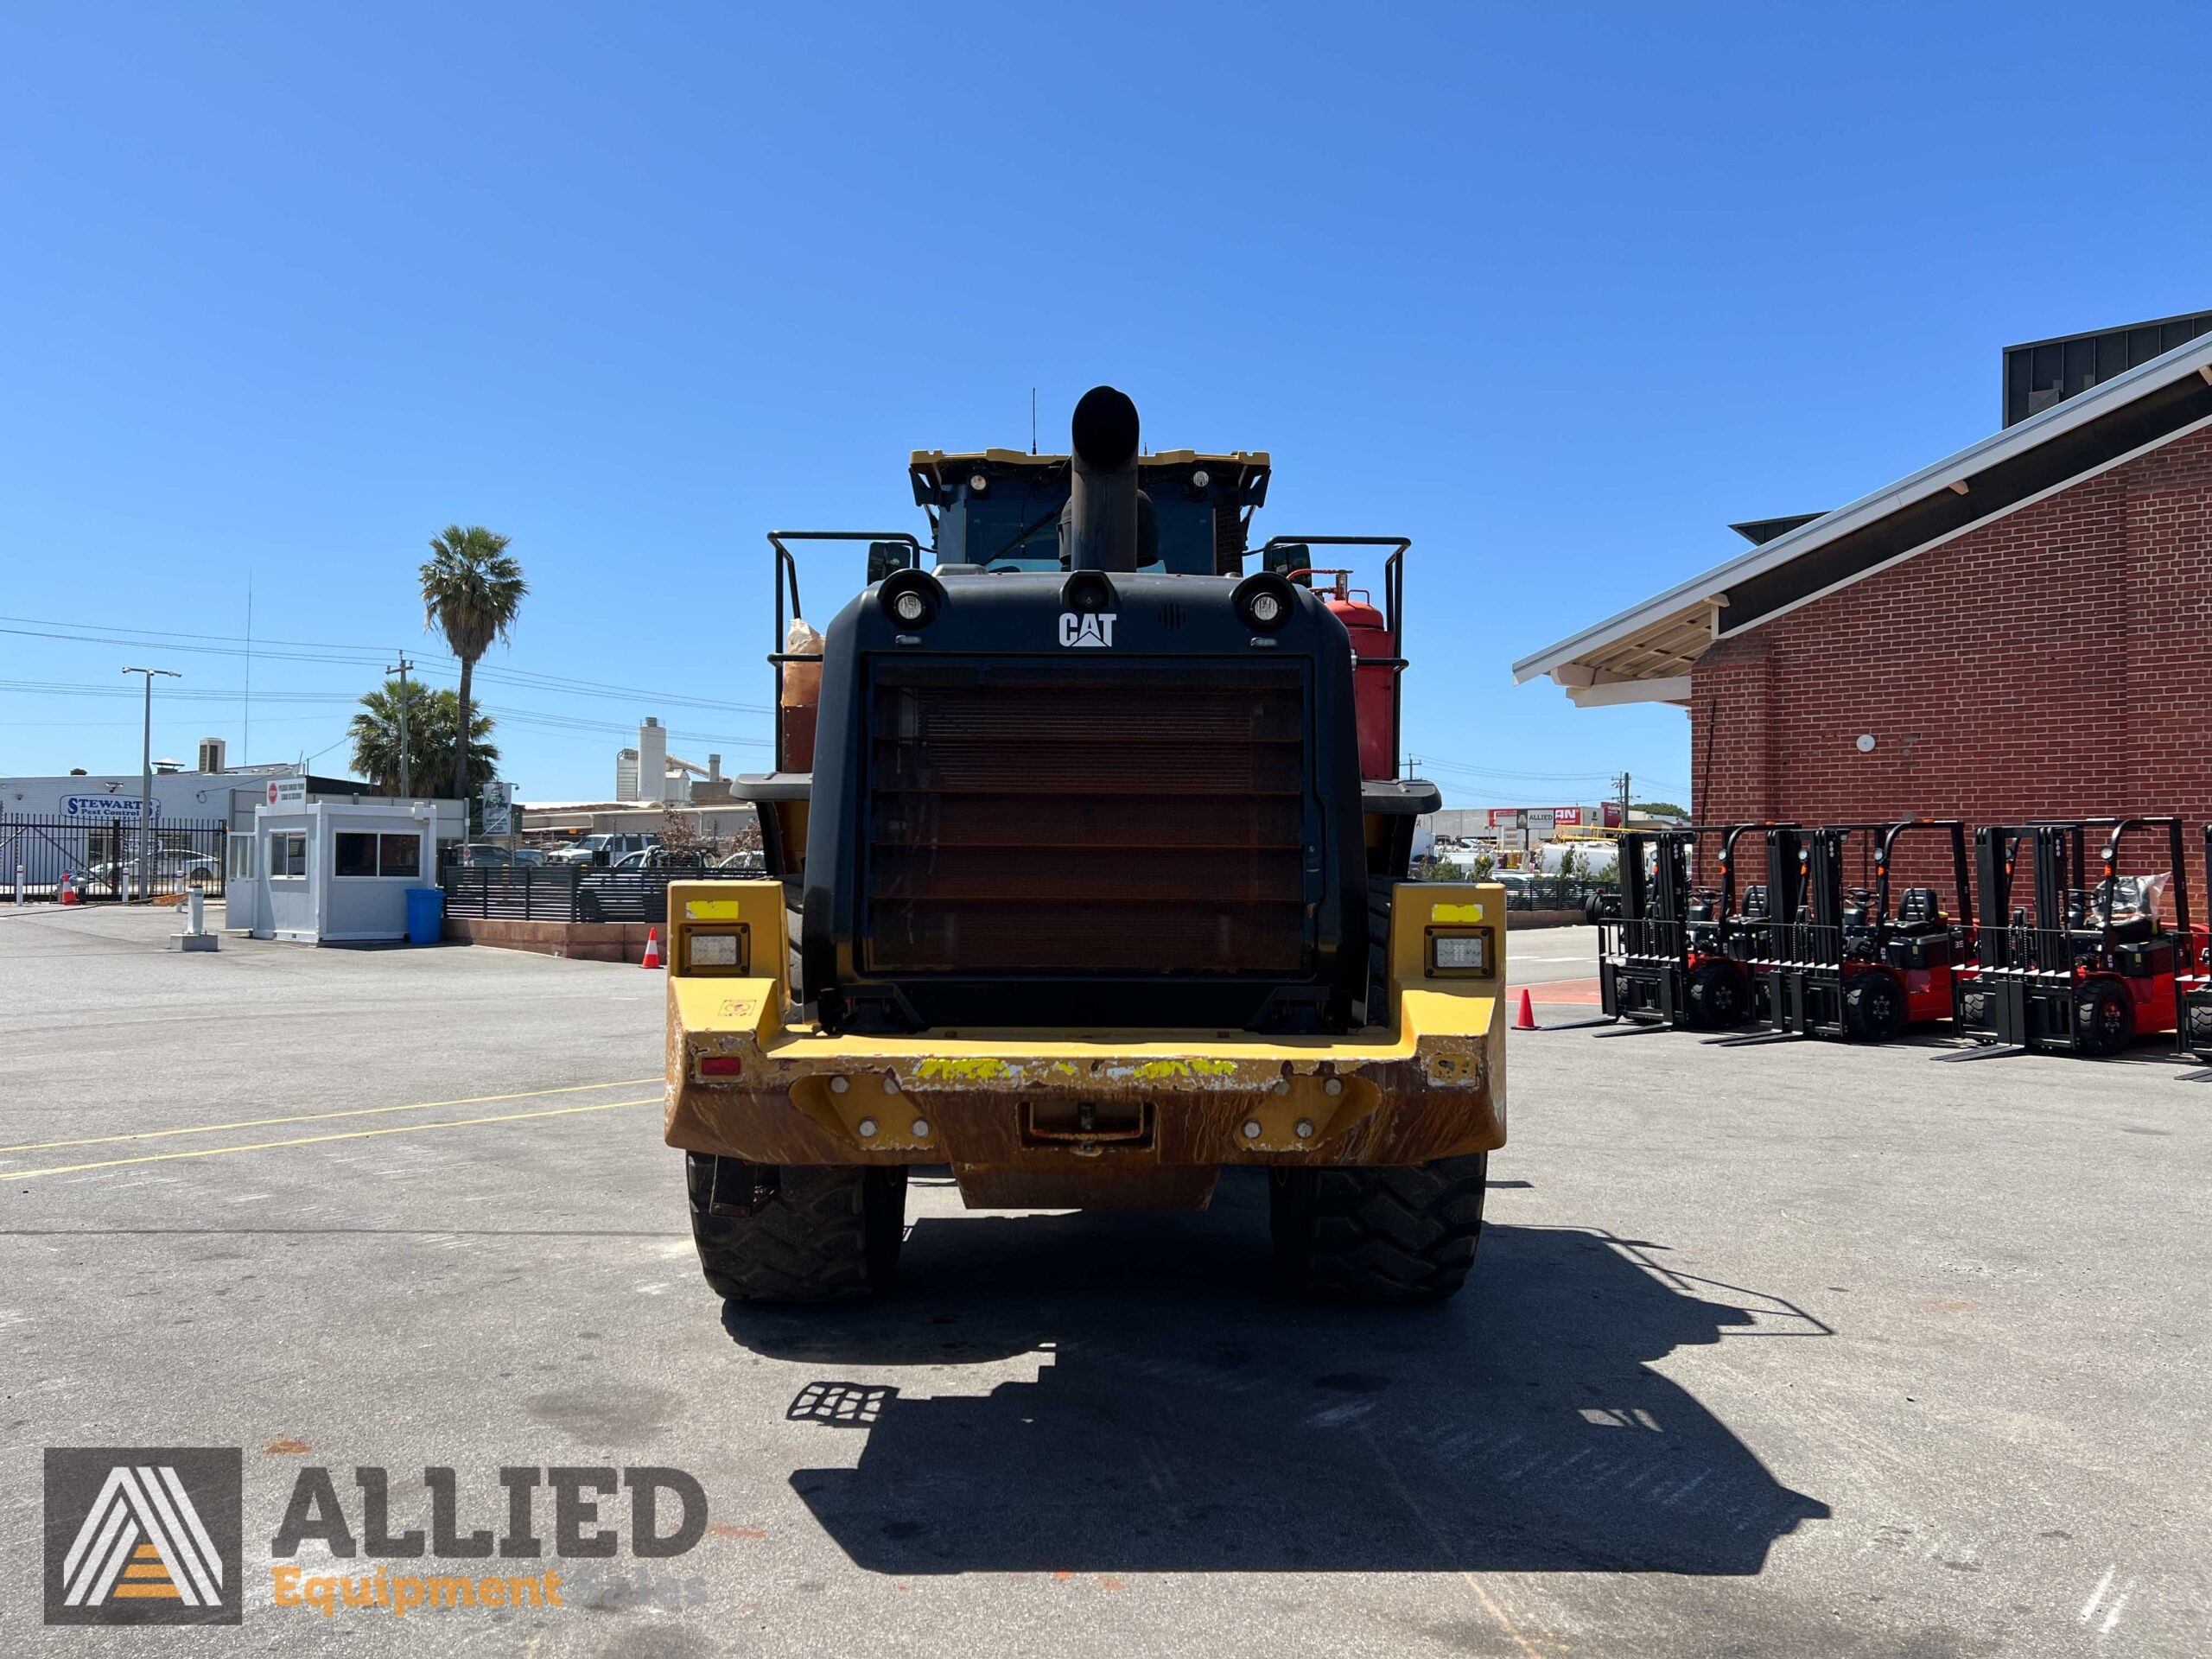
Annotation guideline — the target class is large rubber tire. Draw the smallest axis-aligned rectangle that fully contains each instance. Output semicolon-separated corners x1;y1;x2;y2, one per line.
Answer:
2075;982;2133;1059
1269;1153;1488;1306
1843;972;1909;1043
1685;961;1749;1029
685;1155;906;1302
2184;998;2212;1059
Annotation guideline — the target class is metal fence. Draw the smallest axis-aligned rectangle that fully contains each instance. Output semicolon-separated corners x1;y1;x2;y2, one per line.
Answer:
1499;877;1615;915
0;814;228;901
439;861;759;925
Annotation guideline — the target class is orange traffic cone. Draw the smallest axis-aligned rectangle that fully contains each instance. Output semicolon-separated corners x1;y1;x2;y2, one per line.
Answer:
60;873;79;906
1513;988;1536;1030
641;926;662;969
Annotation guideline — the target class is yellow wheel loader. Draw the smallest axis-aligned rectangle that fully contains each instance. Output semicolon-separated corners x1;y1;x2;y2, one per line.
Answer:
665;387;1503;1303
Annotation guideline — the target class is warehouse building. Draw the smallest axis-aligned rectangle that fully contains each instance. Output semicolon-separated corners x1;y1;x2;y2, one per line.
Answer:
1514;314;2212;857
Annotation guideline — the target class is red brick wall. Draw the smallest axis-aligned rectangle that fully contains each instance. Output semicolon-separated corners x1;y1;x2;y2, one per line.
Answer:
1689;423;2212;892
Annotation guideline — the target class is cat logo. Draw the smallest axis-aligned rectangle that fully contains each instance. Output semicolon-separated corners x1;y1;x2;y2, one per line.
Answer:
45;1448;242;1625
1058;612;1116;648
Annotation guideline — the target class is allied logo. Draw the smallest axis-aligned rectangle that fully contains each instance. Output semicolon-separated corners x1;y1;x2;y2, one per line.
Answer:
45;1448;243;1625
1058;611;1116;648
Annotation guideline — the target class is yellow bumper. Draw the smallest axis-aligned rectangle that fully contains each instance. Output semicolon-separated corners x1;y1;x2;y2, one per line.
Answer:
659;880;1507;1178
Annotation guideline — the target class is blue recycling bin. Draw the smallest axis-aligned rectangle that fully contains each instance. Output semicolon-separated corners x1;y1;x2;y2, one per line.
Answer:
405;887;445;947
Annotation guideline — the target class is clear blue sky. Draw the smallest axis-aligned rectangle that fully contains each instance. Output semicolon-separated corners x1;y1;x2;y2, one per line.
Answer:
5;3;2209;809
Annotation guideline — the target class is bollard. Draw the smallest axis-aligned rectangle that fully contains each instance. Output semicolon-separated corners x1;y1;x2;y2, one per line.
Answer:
172;883;219;952
12;862;21;906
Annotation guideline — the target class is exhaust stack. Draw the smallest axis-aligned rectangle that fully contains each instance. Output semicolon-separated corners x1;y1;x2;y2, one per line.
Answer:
1065;385;1141;573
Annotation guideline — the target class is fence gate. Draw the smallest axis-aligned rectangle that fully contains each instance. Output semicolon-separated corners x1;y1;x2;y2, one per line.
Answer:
0;814;229;901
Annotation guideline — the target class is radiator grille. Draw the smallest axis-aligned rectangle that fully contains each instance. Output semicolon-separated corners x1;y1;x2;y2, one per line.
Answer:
864;658;1310;976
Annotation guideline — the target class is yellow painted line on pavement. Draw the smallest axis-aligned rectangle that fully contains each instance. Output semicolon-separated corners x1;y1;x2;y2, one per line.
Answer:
3;1097;662;1181
0;1077;661;1154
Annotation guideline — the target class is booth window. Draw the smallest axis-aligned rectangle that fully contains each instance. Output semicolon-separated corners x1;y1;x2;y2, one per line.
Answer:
271;832;308;879
336;831;423;878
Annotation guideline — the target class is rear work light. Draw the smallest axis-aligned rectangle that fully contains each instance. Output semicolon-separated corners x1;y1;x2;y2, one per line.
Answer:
683;925;749;975
1427;928;1494;977
697;1054;743;1077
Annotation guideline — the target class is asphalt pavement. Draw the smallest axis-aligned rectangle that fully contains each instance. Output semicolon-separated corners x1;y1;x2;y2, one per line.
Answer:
1;906;2206;1656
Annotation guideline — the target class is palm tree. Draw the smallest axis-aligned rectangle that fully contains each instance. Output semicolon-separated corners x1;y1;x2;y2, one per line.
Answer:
419;526;526;800
349;680;498;797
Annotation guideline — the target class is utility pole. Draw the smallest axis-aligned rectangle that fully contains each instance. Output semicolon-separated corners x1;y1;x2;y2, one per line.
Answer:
386;655;415;798
122;666;180;905
1615;771;1631;827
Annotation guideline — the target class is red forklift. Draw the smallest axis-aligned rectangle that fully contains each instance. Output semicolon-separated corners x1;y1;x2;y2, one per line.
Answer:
1599;824;1767;1029
1953;817;2194;1057
1744;821;1972;1041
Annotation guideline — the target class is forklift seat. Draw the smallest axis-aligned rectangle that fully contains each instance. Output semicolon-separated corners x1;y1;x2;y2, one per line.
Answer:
1739;884;1770;920
1894;887;1948;935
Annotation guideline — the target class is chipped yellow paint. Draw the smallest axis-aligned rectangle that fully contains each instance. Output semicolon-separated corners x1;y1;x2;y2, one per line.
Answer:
685;899;748;920
1131;1058;1239;1080
1430;902;1484;924
916;1056;1015;1082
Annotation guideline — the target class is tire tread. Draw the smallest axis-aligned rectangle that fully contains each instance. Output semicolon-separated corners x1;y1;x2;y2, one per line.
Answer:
687;1162;902;1302
1274;1153;1488;1305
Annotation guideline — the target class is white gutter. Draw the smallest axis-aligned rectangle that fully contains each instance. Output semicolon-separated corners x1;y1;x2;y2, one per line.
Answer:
1567;675;1694;709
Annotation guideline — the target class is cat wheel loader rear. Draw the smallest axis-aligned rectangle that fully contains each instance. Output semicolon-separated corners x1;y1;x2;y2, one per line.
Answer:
664;388;1503;1304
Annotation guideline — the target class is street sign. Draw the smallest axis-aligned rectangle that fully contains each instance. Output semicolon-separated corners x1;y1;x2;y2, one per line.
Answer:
480;780;515;837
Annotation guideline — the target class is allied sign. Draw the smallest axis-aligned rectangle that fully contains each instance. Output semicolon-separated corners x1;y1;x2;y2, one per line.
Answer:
1484;802;1618;831
480;780;514;837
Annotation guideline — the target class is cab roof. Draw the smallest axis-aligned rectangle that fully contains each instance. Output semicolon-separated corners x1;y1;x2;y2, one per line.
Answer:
909;448;1270;506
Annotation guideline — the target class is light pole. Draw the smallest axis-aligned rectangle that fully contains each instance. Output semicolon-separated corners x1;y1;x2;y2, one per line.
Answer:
386;656;414;798
122;666;180;904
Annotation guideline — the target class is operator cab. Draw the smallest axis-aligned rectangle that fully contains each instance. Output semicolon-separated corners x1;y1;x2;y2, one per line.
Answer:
909;448;1271;576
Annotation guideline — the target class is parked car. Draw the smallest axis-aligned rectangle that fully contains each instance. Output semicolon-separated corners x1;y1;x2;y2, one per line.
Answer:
545;833;661;868
609;847;706;870
715;850;766;873
79;855;220;891
575;844;704;921
448;842;513;868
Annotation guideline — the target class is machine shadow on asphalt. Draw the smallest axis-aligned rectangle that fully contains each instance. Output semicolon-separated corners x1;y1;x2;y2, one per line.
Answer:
721;1173;1831;1579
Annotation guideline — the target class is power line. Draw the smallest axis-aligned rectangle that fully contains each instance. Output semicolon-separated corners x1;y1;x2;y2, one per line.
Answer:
0;614;774;714
1417;756;1623;784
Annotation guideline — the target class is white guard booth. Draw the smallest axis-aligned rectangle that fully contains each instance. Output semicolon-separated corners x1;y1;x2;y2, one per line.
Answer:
249;799;435;944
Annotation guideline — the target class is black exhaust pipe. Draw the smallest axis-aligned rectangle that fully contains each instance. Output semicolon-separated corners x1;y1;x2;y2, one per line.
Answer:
1065;385;1141;573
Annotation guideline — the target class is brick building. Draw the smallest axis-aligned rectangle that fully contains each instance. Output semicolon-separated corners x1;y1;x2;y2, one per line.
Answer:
1514;316;2212;879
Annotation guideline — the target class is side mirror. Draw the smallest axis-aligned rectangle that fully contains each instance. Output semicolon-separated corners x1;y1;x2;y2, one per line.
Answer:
867;541;913;584
1264;541;1313;587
